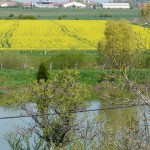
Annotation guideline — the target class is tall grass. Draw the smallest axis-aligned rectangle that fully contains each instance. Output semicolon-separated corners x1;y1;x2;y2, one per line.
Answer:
0;50;149;70
0;51;29;69
46;51;97;69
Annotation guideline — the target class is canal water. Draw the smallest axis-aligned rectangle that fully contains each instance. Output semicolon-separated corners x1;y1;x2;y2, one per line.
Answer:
0;100;149;149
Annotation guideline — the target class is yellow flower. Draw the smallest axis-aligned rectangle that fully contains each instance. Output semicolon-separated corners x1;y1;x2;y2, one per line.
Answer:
0;20;149;51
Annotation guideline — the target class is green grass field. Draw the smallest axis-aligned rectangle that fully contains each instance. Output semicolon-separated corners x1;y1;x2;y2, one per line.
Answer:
0;7;140;20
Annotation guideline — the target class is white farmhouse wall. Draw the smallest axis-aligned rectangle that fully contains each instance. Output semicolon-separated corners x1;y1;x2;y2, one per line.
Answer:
63;2;86;8
1;3;8;7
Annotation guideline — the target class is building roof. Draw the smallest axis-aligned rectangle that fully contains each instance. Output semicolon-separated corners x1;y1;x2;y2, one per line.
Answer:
102;3;130;6
0;1;16;6
23;2;32;7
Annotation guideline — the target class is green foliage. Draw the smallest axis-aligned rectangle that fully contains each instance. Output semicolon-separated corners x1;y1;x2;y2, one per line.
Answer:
136;50;150;68
98;19;140;69
97;19;149;104
96;79;136;103
9;13;14;17
140;2;150;18
98;13;112;17
46;51;87;69
72;4;76;8
20;69;89;147
17;14;36;20
0;52;29;69
62;14;67;17
93;5;96;9
5;133;51;150
58;16;62;20
0;90;3;99
36;62;49;82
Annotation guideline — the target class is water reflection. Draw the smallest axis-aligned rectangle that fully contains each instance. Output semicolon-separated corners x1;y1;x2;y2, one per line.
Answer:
100;103;140;129
0;101;149;149
0;106;32;149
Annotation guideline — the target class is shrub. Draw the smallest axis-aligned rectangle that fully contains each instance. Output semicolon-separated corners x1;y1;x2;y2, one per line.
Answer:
37;62;49;82
93;5;96;9
104;13;111;17
18;14;36;20
133;50;150;68
99;14;104;17
46;51;87;69
58;16;62;20
62;14;67;17
98;14;112;17
9;13;14;17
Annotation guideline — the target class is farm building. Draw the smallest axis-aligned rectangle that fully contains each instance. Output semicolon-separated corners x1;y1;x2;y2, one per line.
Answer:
32;1;62;8
101;3;130;9
63;1;86;8
0;1;16;7
23;2;32;8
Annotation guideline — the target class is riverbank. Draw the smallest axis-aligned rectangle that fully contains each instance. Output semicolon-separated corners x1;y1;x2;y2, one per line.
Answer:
0;68;149;106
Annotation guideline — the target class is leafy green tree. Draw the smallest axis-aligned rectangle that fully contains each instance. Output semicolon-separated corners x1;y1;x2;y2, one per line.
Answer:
97;19;149;103
98;19;140;69
11;69;89;148
36;62;49;82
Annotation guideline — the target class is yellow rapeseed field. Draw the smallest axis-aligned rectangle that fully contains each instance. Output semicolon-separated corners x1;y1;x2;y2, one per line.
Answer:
0;20;149;50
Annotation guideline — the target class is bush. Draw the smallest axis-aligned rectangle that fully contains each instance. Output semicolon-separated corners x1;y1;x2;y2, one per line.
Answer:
58;16;62;20
104;13;112;17
93;5;96;9
99;14;104;17
98;13;112;17
18;14;36;20
62;14;67;17
46;51;87;69
37;62;49;82
137;50;150;68
9;13;14;17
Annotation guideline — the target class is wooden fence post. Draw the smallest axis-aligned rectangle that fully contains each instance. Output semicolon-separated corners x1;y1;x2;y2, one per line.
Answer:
0;64;3;69
49;63;52;70
44;50;47;55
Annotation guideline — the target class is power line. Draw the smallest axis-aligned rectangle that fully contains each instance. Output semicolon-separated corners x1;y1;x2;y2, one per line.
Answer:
0;103;148;120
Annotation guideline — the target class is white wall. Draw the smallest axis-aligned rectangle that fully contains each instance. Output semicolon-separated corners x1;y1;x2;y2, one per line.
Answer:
63;2;86;8
102;3;130;9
